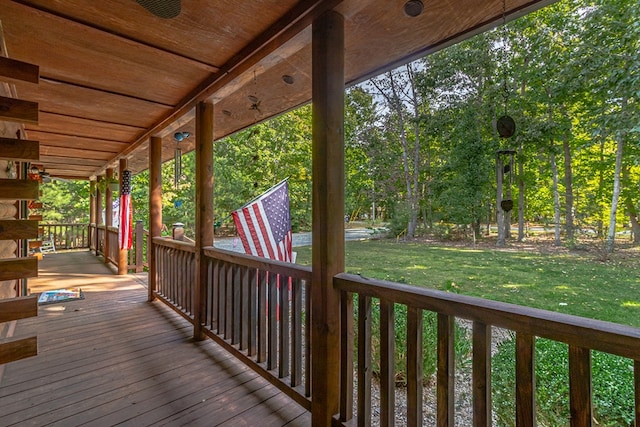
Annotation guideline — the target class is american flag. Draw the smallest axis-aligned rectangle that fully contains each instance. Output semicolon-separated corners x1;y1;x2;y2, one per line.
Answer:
118;170;133;250
231;179;293;262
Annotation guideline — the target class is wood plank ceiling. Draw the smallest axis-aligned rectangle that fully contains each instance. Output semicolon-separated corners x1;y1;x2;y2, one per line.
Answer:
0;0;554;180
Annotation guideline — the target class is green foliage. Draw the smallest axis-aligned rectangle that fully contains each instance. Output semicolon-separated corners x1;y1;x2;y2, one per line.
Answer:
40;180;90;223
295;240;640;327
354;297;471;386
493;338;635;427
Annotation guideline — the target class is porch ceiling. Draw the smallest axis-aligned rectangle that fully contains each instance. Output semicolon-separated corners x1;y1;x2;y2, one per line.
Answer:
1;0;553;180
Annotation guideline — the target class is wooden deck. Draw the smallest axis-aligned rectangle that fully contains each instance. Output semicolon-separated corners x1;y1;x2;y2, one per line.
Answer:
0;251;310;426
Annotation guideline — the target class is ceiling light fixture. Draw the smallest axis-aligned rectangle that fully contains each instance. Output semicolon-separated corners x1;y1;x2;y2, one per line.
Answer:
404;0;424;17
282;75;294;85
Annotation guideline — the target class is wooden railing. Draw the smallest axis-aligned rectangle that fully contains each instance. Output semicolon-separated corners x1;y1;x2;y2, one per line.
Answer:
148;237;640;425
105;226;118;265
334;273;640;427
201;247;312;410
151;237;313;411
153;238;196;317
128;221;147;272
40;223;89;249
90;222;146;273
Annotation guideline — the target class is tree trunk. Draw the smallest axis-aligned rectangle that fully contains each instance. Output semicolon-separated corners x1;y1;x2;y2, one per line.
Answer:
375;69;421;239
562;132;575;242
596;138;605;237
622;166;640;244
550;151;562;246
606;132;625;253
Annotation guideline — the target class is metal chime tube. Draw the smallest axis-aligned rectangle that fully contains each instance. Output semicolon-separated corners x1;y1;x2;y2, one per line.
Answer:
174;146;182;188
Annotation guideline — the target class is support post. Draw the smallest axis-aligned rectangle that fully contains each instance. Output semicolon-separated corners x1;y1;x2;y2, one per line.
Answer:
194;101;214;341
311;10;344;426
117;158;128;275
104;168;114;264
134;220;144;273
94;176;104;256
89;179;96;252
148;136;162;302
96;176;103;226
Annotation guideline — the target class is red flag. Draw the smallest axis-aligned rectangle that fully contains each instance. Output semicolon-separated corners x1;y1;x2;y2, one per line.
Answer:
231;179;292;262
118;170;133;250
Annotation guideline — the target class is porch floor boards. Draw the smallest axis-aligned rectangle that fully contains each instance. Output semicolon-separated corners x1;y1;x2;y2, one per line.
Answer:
0;251;310;426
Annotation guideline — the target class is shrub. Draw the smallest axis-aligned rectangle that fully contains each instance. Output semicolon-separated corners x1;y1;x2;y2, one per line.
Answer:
355;298;471;386
492;337;634;426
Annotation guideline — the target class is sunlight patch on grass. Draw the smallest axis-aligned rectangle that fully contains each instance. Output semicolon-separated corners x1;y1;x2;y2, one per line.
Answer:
502;283;533;289
408;264;430;270
555;285;570;290
621;301;640;308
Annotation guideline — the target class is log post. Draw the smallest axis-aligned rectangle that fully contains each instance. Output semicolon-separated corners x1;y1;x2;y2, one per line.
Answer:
96;176;103;226
134;220;144;273
104;167;114;264
117;158;128;275
89;179;96;252
148;136;162;302
311;10;344;426
194;101;214;341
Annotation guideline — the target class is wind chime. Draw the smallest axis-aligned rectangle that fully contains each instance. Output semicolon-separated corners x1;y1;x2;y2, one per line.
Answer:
496;0;516;140
494;0;517;247
173;131;190;188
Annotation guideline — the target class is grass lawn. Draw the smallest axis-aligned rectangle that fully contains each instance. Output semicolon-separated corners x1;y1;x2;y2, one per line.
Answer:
294;239;640;327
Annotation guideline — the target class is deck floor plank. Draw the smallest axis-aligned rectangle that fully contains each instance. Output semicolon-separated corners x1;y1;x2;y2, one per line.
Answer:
0;251;309;426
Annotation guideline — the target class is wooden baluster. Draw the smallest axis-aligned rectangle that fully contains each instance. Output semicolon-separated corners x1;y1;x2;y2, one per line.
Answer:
380;299;395;427
305;280;312;398
217;261;226;336
290;277;302;387
569;346;592;427
267;272;278;371
257;269;267;363
407;306;423;427
203;258;212;328
225;263;233;339
473;321;491;427
340;291;354;422
279;274;291;379
247;267;258;357
437;313;455;427
516;333;536;427
190;253;196;314
232;264;241;345
358;295;372;427
240;265;249;350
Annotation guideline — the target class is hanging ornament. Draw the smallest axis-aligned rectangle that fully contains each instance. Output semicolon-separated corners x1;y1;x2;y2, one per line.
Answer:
496;0;516;139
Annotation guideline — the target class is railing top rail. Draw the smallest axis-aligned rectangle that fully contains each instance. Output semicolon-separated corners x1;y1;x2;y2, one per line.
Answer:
41;223;90;226
153;236;197;252
335;272;640;360
204;246;312;281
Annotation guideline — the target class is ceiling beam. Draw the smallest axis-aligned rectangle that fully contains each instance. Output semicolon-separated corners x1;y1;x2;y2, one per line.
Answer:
0;137;39;161
0;96;38;124
0;56;39;84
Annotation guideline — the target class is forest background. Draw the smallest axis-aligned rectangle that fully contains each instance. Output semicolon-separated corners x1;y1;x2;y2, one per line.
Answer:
42;0;639;253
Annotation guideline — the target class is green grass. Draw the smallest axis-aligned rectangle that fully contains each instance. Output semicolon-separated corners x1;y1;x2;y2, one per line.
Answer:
295;240;640;327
